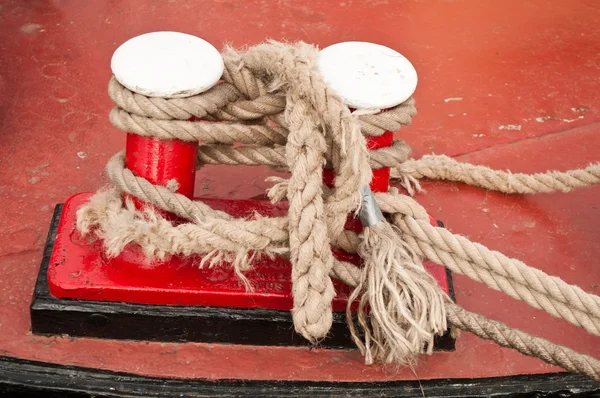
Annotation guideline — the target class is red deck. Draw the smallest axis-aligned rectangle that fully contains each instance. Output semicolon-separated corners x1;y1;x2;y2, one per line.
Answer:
0;0;599;382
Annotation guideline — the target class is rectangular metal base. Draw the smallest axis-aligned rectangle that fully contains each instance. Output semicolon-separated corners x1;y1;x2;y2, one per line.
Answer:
30;204;456;350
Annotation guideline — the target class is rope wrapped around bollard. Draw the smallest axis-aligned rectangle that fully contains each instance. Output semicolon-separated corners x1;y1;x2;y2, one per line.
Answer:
77;41;600;380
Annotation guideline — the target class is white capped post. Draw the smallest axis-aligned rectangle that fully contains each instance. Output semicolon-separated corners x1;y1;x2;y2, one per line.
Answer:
318;41;417;110
318;41;418;193
110;31;224;206
111;31;224;98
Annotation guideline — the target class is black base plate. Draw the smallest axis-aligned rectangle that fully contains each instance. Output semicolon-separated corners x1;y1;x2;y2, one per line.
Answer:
30;204;456;350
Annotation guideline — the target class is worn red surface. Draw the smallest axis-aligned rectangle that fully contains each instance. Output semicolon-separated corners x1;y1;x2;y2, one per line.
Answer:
0;0;599;382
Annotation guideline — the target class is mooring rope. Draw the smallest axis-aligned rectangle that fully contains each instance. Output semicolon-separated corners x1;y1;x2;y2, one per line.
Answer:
78;41;600;380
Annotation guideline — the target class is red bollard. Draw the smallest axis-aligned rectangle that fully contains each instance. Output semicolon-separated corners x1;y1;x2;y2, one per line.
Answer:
319;41;418;232
34;36;455;348
111;32;224;214
45;36;449;312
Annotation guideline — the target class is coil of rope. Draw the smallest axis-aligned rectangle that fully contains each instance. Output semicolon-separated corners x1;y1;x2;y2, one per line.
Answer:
77;41;600;380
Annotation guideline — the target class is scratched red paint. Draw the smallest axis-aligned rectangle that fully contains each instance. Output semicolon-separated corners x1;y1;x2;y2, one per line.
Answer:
0;0;599;383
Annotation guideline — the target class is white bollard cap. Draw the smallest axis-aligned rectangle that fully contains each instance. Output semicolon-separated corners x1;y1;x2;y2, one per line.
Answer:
318;41;418;110
111;31;224;98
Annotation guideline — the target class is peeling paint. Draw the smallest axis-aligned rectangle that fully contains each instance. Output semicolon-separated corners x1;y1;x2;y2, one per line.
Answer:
498;124;521;131
571;106;589;113
20;23;42;34
444;97;463;102
525;115;584;123
535;116;558;123
562;115;584;123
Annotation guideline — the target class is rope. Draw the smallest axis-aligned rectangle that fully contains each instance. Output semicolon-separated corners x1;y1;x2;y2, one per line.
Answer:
394;155;600;194
391;212;600;337
196;139;411;169
446;303;600;381
78;41;600;381
330;259;600;382
102;156;600;337
246;43;342;341
109;76;418;136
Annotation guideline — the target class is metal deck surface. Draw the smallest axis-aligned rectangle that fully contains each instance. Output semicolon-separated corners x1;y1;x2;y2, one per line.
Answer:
0;0;599;382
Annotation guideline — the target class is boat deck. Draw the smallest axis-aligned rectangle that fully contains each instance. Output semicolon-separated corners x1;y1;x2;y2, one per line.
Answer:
0;0;599;385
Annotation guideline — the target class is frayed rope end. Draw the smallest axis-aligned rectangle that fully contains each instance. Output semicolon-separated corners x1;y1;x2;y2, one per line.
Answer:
348;187;448;365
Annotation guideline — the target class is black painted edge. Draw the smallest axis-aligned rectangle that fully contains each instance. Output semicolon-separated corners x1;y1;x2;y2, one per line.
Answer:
30;204;456;349
0;355;598;397
30;205;349;347
437;219;457;304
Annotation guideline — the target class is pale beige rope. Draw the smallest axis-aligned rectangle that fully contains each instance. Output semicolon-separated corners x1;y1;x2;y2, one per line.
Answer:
76;187;285;279
445;303;600;381
108;76;418;137
256;52;449;361
84;162;600;378
108;76;244;120
391;212;600;337
109;107;290;145
266;175;600;338
80;41;600;378
80;191;600;380
308;178;600;337
331;261;600;382
231;43;449;357
196;140;411;170
109;76;285;122
103;147;600;337
394;154;600;194
98;154;426;256
104;147;600;337
237;42;341;341
104;152;289;254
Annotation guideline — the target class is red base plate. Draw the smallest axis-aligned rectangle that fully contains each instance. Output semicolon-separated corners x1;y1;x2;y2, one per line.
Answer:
48;193;450;311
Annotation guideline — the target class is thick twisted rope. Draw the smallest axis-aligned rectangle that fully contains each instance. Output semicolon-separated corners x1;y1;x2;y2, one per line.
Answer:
445;303;600;381
241;43;342;341
254;174;600;338
109;76;417;136
196;140;411;170
394;154;600;194
331;261;600;381
88;154;600;377
95;154;428;257
393;213;600;337
103;154;600;337
78;41;600;380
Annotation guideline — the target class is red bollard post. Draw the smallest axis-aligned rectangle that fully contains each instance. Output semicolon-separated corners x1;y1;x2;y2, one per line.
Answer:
111;32;224;214
318;42;418;230
38;38;454;347
317;41;451;308
124;136;198;208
